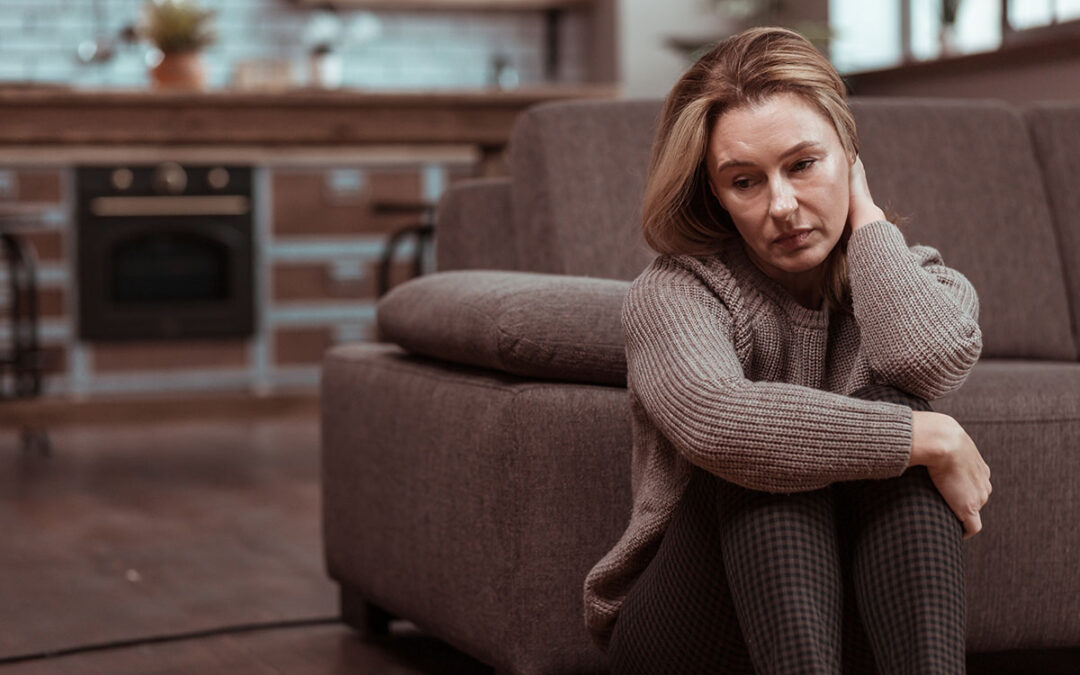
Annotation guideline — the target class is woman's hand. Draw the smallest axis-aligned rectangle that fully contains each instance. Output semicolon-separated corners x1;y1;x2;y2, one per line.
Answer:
909;410;992;539
848;155;887;232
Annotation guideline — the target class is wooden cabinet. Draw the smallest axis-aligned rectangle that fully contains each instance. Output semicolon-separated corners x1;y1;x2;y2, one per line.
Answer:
0;87;613;397
264;156;475;378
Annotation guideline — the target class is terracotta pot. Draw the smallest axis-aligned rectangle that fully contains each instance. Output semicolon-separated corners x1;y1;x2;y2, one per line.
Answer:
150;51;207;91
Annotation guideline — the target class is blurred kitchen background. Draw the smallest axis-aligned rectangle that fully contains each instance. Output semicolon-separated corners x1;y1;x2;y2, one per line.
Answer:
0;0;587;90
2;0;1079;403
0;1;1077;94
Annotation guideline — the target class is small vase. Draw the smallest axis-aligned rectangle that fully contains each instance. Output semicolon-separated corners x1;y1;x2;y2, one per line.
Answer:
938;24;959;57
308;49;343;89
150;51;207;91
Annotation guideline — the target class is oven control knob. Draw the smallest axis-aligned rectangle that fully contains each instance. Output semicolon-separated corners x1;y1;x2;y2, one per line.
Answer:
154;162;187;194
207;167;230;190
110;167;134;191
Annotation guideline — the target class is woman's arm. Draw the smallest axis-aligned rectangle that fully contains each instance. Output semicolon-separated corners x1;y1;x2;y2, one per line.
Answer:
625;257;914;493
850;158;991;538
845;157;982;400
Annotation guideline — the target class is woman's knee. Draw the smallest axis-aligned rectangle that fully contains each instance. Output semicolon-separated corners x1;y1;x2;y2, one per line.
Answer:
839;465;963;542
850;382;931;412
701;469;837;535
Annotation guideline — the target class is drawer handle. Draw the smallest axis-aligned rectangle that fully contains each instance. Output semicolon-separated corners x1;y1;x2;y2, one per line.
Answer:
89;196;250;217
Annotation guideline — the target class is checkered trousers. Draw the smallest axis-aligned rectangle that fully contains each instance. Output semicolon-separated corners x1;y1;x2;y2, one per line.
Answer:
607;384;966;674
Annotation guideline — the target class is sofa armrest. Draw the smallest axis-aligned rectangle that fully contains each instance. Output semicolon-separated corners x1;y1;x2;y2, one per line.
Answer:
377;270;629;386
435;178;516;272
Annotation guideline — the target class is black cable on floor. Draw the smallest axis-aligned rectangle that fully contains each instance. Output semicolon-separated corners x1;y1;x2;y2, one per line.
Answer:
0;616;342;665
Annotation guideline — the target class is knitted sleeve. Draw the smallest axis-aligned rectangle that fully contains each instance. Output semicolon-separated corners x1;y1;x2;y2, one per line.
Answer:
846;220;982;400
624;258;913;493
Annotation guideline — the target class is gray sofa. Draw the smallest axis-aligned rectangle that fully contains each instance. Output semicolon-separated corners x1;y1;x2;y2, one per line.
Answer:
321;98;1080;674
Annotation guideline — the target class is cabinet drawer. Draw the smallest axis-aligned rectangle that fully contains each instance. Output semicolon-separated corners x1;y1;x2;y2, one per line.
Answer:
272;169;425;237
274;326;334;366
273;323;376;366
40;344;67;376
272;259;416;302
0;169;63;203
38;288;65;318
17;230;64;263
91;340;249;373
0;286;64;318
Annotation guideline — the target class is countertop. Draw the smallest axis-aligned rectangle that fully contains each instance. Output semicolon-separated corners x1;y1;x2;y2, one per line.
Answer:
0;85;618;148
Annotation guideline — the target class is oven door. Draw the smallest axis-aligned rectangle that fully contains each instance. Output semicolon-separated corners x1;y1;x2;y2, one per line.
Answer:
77;213;255;341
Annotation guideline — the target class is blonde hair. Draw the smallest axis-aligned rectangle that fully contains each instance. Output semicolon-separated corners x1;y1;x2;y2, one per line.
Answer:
642;27;857;311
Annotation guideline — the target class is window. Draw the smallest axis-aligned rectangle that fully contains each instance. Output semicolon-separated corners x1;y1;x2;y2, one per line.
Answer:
829;0;902;72
830;0;1080;73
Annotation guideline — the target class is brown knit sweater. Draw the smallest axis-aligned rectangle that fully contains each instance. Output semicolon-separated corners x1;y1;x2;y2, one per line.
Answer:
583;219;982;650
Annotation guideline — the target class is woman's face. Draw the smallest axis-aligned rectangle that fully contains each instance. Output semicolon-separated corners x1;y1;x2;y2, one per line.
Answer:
707;92;851;301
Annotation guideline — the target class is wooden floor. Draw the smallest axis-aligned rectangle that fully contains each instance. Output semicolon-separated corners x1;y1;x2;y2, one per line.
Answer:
0;397;492;674
6;396;1078;675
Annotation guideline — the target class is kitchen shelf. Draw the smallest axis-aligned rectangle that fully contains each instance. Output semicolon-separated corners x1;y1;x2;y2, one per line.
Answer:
292;0;602;79
292;0;591;10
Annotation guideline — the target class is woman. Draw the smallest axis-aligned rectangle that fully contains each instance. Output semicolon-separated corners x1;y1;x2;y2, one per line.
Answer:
583;27;991;674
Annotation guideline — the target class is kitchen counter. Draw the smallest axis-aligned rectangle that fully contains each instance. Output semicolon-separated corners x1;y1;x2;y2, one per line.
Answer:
0;85;616;148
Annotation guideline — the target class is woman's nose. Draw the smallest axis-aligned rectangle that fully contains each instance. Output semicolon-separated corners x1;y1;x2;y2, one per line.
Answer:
768;181;797;221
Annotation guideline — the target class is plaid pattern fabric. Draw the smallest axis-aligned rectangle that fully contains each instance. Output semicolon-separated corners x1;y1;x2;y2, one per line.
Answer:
608;385;966;674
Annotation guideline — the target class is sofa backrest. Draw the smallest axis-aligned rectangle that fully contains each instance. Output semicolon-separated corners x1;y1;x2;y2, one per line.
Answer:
851;99;1076;360
436;177;517;272
507;99;663;281
1024;103;1080;355
482;96;1077;360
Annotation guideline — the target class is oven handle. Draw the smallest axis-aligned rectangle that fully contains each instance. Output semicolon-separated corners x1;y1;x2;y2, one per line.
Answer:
89;196;250;217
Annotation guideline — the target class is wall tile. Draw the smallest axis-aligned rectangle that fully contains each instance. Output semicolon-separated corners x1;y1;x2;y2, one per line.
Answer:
0;0;580;89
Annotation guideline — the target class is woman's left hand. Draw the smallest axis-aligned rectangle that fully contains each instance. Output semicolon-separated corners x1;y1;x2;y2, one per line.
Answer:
848;155;887;232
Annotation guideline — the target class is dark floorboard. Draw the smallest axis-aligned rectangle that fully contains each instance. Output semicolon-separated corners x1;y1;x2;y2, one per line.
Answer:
0;404;490;674
0;623;492;674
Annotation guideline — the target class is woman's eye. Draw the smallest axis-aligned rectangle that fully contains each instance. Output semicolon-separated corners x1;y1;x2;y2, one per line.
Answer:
732;178;753;190
792;158;816;172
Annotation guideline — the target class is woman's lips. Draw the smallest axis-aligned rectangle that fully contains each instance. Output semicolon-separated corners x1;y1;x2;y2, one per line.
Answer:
774;229;813;250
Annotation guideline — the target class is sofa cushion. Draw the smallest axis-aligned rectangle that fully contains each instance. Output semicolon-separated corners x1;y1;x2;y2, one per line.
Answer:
377;271;629;386
851;99;1077;360
509;99;663;281
932;359;1080;650
1024;103;1080;352
935;359;1080;421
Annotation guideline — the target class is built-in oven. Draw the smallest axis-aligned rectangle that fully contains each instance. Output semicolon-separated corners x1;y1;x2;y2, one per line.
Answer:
76;163;255;341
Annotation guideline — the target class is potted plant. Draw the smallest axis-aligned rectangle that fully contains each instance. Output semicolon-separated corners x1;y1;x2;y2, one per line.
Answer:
666;0;831;63
939;0;963;55
140;0;217;90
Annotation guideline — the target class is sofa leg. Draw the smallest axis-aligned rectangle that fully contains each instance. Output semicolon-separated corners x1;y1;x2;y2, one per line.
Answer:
340;586;395;639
